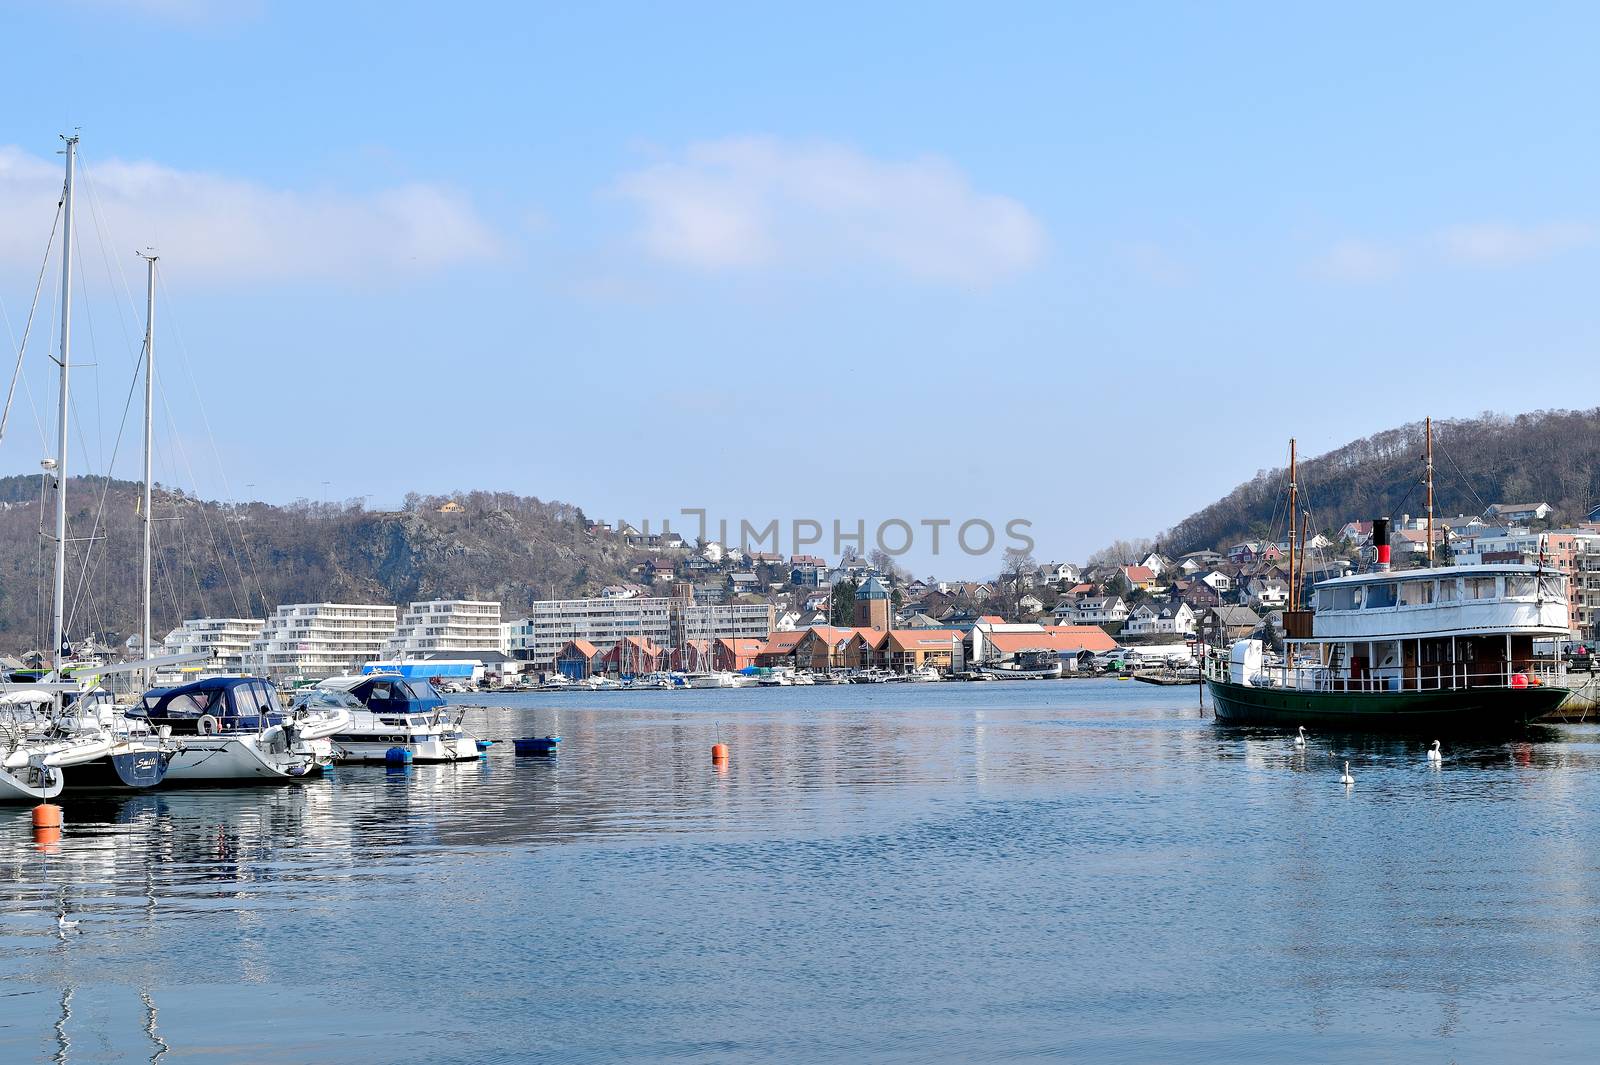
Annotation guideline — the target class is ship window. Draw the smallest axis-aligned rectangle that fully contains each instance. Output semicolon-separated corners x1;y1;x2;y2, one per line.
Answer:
1322;586;1357;611
1401;581;1434;606
1541;576;1566;600
1365;583;1397;608
1438;579;1460;602
233;684;263;718
1505;575;1536;599
1468;576;1498;600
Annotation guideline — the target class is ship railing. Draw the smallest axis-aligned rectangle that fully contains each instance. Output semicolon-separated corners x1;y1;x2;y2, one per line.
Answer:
1253;664;1567;693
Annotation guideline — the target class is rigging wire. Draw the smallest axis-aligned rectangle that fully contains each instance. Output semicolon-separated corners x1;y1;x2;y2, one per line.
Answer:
0;202;62;447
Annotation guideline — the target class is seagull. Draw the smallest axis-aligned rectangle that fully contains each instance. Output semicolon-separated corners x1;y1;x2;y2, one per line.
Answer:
1294;726;1307;748
56;915;79;934
1427;740;1443;763
1339;761;1355;786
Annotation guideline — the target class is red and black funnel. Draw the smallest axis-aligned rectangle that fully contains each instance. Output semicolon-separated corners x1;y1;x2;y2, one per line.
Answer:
1373;517;1391;571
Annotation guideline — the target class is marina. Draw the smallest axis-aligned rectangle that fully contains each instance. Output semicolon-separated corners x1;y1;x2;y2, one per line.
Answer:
5;681;1600;1063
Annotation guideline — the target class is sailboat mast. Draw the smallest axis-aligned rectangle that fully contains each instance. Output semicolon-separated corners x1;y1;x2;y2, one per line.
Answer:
1424;416;1435;567
140;252;158;687
1288;438;1298;613
51;135;77;670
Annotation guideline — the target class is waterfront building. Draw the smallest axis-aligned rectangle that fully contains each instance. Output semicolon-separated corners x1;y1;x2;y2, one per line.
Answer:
162;617;265;673
509;595;773;668
854;576;891;629
243;603;398;680
554;639;602;680
382;599;503;658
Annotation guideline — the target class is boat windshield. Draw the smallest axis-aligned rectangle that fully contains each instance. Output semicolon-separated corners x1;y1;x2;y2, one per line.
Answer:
159;688;226;719
295;689;362;712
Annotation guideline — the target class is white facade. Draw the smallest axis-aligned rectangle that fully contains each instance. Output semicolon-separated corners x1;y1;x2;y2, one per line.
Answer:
509;597;675;665
163;617;265;673
382;599;504;657
243;603;398;681
507;596;773;666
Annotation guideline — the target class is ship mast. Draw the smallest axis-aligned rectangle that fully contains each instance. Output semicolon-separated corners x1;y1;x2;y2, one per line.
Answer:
50;135;77;674
1288;438;1298;613
1424;416;1435;567
139;251;158;688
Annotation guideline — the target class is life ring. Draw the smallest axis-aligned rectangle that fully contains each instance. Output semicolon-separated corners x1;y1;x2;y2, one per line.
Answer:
197;713;221;736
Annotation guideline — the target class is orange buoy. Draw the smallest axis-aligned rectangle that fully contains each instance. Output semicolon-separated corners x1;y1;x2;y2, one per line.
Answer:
32;804;62;830
1510;672;1529;690
711;743;729;763
33;826;61;850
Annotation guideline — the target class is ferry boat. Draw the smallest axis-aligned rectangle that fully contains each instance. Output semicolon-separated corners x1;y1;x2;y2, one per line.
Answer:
1204;424;1572;732
1204;528;1572;730
307;673;481;763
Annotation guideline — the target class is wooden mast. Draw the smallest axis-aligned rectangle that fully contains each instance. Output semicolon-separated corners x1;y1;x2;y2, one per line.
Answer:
1424;416;1435;567
1288;438;1298;612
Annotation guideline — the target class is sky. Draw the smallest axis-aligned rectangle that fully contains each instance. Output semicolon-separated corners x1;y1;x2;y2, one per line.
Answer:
1;1;1598;576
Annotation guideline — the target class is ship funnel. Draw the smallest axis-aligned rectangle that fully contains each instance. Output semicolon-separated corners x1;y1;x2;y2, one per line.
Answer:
1372;517;1391;572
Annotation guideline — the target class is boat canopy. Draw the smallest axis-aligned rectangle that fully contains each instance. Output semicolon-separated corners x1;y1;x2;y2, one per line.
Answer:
136;676;285;730
332;674;446;715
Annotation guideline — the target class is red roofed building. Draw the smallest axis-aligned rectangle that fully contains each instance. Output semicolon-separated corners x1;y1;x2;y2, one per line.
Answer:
597;635;666;675
714;637;763;672
1121;565;1158;591
554;639;602;680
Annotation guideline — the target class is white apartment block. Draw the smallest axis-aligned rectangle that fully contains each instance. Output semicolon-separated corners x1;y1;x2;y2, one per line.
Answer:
243;602;398;681
382;599;504;657
162;617;265;673
509;596;773;666
675;602;773;646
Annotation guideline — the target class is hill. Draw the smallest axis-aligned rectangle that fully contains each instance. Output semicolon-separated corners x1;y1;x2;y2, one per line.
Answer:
1161;409;1600;556
0;478;643;653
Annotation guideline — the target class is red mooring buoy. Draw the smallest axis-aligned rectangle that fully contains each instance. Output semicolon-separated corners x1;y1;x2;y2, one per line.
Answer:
32;804;62;830
711;743;729;764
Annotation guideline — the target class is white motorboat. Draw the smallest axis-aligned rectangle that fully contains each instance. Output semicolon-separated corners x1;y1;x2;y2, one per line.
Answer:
138;677;340;781
685;671;738;689
757;669;794;687
309;674;481;763
901;666;943;683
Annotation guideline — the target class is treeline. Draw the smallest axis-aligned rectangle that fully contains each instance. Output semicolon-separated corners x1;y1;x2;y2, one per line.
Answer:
0;478;637;652
1161;409;1600;555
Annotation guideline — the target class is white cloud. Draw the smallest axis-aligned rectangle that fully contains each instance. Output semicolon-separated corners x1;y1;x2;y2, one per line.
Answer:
613;137;1046;285
0;145;500;284
1436;222;1596;266
1314;238;1405;282
1316;221;1596;282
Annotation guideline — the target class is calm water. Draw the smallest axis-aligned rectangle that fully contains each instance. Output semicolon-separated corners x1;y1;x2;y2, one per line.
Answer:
3;679;1600;1063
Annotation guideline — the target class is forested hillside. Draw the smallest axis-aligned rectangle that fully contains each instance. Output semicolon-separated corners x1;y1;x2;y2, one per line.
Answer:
0;478;638;653
1161;409;1600;555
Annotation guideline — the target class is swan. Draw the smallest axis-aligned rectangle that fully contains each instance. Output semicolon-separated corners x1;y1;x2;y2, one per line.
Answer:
1339;761;1355;785
1294;726;1307;748
1427;740;1442;763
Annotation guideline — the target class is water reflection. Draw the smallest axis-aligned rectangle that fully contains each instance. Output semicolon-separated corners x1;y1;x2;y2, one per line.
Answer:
0;682;1597;1062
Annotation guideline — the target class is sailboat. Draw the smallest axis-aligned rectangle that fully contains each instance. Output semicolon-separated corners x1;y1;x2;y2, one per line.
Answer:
0;136;182;795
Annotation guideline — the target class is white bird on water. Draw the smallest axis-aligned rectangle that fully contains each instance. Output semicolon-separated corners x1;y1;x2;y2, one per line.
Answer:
1339;761;1355;786
1428;740;1443;763
1294;726;1307;748
56;915;79;934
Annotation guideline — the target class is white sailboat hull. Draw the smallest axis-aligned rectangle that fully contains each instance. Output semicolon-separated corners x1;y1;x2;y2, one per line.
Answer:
166;732;324;781
0;762;64;801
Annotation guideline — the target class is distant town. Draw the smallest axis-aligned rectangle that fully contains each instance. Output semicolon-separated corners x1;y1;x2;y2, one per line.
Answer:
13;501;1599;688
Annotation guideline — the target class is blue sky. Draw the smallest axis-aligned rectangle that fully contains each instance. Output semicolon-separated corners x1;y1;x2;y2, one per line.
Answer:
1;2;1597;575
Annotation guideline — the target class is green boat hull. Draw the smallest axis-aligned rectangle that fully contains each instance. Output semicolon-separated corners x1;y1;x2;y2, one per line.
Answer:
1206;677;1569;732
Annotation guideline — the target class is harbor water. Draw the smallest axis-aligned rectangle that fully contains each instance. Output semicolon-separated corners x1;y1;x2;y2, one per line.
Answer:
4;679;1600;1063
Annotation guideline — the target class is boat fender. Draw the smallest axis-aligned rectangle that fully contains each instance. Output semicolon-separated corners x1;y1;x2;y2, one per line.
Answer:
384;746;413;764
197;714;221;736
1510;672;1529;690
476;739;493;750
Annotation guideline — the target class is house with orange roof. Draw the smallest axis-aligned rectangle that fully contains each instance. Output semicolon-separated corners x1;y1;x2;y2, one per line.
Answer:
983;625;1116;672
754;629;809;668
875;629;962;672
554;639;602;680
1120;565;1158;591
714;637;763;672
596;635;666;675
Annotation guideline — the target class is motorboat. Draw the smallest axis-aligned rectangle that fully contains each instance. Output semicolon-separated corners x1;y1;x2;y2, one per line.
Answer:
902;666;943;683
135;677;341;781
310;673;481;763
685;671;738;689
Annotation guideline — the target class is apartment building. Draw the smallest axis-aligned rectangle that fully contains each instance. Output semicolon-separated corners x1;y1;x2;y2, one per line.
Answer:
243;602;398;680
162;617;265;673
382;600;504;657
508;596;774;667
